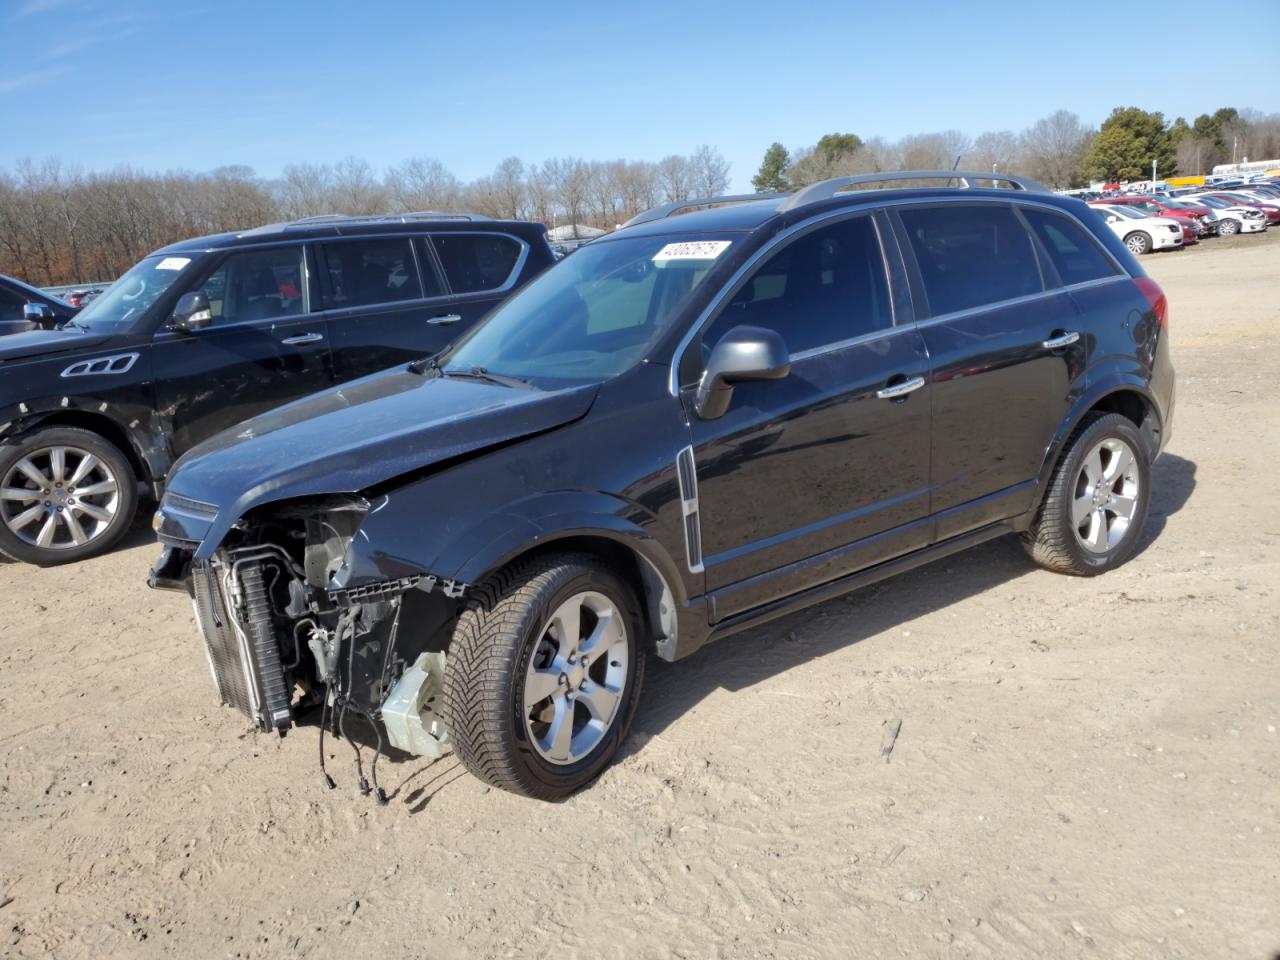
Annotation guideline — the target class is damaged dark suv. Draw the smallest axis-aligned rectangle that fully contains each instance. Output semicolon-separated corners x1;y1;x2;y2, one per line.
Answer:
150;172;1175;801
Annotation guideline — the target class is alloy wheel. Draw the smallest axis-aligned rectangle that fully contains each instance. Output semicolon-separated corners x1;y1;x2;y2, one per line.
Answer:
1071;438;1140;554
523;591;630;765
0;445;120;550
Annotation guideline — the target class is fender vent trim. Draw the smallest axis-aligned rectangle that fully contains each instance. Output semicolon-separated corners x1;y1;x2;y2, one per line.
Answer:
675;445;704;574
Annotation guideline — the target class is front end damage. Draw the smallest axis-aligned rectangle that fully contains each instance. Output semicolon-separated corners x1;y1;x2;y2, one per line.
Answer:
152;498;467;801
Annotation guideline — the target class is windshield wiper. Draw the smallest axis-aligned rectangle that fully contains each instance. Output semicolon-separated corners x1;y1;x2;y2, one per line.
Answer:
442;366;531;389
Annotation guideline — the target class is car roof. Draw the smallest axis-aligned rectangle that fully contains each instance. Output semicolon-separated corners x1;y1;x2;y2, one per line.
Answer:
615;176;1087;241
153;216;548;255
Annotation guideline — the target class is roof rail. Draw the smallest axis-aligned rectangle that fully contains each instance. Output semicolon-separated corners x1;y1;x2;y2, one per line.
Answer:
374;210;491;223
288;214;359;224
622;192;787;228
777;170;1048;212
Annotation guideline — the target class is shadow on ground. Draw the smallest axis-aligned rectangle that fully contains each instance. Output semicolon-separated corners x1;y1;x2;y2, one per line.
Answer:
629;452;1196;745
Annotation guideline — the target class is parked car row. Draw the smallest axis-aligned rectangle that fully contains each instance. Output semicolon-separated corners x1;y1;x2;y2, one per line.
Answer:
2;173;1178;803
1083;176;1277;253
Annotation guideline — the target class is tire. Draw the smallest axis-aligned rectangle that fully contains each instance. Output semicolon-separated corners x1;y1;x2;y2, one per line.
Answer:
0;426;138;566
1218;219;1240;236
443;552;646;800
1022;413;1151;577
1124;231;1152;255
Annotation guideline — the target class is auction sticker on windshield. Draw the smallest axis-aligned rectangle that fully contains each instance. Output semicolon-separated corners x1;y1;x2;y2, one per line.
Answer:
652;241;731;262
156;257;191;271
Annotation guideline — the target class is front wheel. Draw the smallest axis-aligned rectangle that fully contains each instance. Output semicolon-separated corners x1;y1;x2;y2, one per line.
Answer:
443;553;645;800
1124;231;1153;255
1023;413;1151;576
1218;218;1240;236
0;426;138;565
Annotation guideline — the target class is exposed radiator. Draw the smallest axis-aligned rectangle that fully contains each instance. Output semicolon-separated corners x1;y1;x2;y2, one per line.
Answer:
191;560;292;733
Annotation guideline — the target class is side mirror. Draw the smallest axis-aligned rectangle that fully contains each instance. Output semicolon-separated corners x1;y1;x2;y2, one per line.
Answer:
171;291;213;332
23;302;57;330
695;325;791;420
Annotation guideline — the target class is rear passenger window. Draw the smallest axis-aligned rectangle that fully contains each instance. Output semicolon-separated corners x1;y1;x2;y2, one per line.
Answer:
899;204;1042;316
433;234;521;293
1021;209;1118;286
321;239;423;309
703;215;891;355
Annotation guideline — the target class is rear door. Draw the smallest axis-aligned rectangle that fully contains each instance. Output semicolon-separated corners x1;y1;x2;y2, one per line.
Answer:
152;243;332;455
893;201;1086;539
685;211;932;620
319;236;446;383
428;231;526;331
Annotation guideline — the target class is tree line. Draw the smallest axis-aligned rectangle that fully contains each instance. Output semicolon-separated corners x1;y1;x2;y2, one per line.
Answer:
753;107;1280;194
3;104;1278;287
0;147;732;286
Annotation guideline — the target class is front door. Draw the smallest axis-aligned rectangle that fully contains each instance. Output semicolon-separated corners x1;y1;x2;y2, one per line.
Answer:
893;201;1086;539
152;244;332;455
684;213;933;621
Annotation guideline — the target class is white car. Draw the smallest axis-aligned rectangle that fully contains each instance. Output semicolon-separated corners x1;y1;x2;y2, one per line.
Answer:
1089;204;1184;254
1181;194;1268;235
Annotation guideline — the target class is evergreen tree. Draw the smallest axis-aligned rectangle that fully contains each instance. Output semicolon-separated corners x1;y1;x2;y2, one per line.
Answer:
752;142;791;193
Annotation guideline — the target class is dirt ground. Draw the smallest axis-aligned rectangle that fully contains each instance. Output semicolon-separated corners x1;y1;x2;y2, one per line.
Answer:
2;231;1278;960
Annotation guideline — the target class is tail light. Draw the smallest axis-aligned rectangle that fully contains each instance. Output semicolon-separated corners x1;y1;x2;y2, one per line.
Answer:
1133;277;1167;330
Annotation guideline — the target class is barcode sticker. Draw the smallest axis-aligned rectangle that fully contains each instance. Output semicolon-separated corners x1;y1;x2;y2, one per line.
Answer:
652;240;731;262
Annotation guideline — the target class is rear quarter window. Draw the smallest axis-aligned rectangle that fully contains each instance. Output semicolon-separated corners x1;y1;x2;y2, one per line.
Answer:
1021;208;1119;286
899;203;1042;316
433;234;522;293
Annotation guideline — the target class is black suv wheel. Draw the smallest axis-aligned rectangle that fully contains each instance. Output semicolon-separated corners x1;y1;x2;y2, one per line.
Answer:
443;553;645;800
1023;413;1151;576
0;426;137;565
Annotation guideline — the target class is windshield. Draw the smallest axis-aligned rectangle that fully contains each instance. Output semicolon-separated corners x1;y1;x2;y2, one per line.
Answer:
440;234;732;385
1099;205;1141;220
71;254;193;332
1195;196;1229;209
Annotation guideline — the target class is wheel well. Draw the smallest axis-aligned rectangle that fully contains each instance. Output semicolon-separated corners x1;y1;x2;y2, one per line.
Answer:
11;411;149;486
1087;390;1160;459
504;536;678;658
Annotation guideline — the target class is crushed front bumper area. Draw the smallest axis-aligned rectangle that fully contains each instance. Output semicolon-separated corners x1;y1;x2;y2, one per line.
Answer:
149;541;467;799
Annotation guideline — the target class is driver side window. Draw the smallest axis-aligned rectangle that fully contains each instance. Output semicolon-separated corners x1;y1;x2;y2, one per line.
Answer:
701;215;892;357
196;247;306;325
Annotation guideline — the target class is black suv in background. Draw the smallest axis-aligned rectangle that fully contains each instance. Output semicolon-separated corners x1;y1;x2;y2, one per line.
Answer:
151;172;1175;802
0;274;79;335
0;214;554;565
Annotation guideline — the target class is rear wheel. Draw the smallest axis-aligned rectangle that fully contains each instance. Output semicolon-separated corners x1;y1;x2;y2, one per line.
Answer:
443;553;645;800
1023;413;1151;576
1218;218;1240;236
1124;231;1152;255
0;427;137;565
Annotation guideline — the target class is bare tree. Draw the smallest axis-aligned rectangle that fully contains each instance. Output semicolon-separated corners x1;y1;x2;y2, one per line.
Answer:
657;154;693;203
385;156;462;212
1020;110;1094;188
690;144;731;197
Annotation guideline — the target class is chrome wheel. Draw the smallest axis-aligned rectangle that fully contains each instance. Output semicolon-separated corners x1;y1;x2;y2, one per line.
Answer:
1219;219;1239;235
0;445;120;550
1125;232;1150;255
523;591;629;765
1072;438;1140;554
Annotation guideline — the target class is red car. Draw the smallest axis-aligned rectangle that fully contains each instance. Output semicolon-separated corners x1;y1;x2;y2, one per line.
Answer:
1202;192;1280;225
1102;196;1211;237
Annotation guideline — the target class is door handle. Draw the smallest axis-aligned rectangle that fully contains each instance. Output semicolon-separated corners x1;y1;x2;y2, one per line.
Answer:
1042;331;1080;349
280;332;324;345
427;314;462;326
876;376;926;400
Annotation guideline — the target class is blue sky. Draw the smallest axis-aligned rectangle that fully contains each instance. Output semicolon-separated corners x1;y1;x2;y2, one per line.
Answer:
2;0;1276;191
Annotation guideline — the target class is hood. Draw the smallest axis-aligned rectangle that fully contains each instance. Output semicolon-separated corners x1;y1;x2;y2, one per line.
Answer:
0;327;114;362
163;368;600;556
